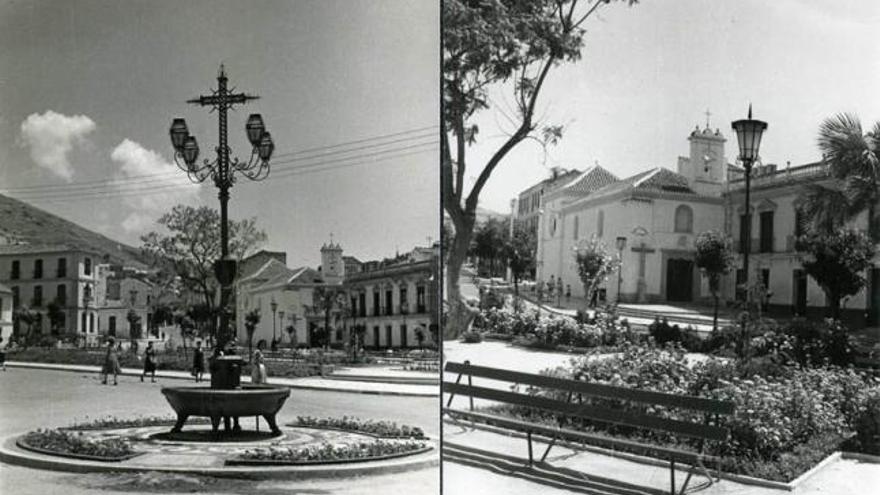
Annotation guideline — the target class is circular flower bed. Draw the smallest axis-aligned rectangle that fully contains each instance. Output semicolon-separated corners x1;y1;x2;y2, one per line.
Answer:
227;439;429;465
18;429;140;461
289;416;427;439
66;415;210;431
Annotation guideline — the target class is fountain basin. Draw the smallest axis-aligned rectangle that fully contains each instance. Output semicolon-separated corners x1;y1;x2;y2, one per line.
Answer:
161;385;290;434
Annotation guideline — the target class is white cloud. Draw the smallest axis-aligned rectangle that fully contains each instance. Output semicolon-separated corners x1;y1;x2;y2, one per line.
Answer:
110;139;201;233
20;110;96;181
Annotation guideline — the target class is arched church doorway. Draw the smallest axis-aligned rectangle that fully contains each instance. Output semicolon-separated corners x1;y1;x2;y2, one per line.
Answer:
666;259;694;302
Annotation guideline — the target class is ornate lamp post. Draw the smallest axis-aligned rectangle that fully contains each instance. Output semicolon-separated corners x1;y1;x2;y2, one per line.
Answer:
731;105;768;304
615;236;627;303
170;65;274;354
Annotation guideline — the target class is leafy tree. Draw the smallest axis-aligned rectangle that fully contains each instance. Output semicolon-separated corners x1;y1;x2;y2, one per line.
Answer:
13;306;40;347
501;226;536;305
442;0;638;337
141;204;266;349
312;286;343;349
694;231;735;331
573;236;620;310
471;217;508;276
285;324;296;348
415;327;426;351
798;114;880;239
244;309;260;362
174;312;196;359
796;229;874;319
46;300;66;336
126;309;142;347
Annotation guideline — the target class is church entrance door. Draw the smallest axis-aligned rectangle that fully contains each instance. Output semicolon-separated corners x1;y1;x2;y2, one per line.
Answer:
666;259;693;302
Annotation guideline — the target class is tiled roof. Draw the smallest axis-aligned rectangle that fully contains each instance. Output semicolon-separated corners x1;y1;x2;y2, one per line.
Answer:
556;165;619;196
238;258;292;284
588;167;695;201
0;244;102;256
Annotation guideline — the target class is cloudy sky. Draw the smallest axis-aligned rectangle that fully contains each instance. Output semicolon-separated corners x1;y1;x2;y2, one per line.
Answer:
0;0;438;267
463;0;880;214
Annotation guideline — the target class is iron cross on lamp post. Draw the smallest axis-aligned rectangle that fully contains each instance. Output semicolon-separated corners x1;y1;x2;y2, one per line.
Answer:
169;65;275;354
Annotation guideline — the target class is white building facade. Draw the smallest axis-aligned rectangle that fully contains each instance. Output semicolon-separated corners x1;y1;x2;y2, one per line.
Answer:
0;245;101;345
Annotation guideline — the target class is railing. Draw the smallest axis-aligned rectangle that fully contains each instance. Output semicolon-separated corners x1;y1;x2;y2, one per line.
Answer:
729;162;828;189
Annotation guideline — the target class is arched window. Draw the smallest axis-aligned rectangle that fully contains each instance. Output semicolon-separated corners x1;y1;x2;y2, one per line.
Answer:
597;211;604;237
674;205;694;233
573;216;579;240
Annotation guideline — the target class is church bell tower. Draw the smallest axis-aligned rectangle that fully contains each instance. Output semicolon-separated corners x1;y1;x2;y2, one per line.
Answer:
677;112;726;196
320;238;344;285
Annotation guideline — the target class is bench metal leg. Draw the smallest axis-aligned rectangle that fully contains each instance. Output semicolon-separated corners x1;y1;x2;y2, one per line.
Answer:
540;435;558;462
670;459;676;495
468;374;474;411
527;431;533;466
445;373;462;408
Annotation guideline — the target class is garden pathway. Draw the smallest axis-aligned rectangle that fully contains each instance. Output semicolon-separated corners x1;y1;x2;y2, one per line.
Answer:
5;361;438;397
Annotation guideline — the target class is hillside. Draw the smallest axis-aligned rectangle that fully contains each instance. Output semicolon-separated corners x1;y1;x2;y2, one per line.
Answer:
0;194;149;268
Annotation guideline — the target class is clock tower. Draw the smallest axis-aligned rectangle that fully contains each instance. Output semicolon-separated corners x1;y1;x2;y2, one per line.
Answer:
677;121;726;197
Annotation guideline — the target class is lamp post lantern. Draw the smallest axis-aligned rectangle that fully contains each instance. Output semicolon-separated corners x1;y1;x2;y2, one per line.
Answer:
169;65;274;354
731;105;768;305
615;236;627;303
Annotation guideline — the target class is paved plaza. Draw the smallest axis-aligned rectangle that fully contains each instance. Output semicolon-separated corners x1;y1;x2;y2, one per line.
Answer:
0;368;439;495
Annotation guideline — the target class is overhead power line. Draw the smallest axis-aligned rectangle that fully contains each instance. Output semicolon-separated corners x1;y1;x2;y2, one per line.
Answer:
13;143;438;205
7;138;437;201
1;125;438;193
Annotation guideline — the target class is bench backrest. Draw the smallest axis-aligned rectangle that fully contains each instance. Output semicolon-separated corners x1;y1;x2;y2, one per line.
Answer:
444;361;735;442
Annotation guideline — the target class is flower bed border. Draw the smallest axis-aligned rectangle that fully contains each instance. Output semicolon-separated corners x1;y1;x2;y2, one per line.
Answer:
224;444;433;466
15;438;144;463
443;416;861;491
284;423;428;440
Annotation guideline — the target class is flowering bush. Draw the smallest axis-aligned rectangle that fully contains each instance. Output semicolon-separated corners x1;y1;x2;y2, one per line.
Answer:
67;415;209;430
236;439;426;463
485;344;880;481
22;429;134;458
474;306;641;350
291;416;426;439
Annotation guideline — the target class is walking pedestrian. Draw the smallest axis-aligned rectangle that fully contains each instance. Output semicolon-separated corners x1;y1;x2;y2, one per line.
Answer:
192;341;205;382
141;341;157;383
565;284;571;303
101;338;120;385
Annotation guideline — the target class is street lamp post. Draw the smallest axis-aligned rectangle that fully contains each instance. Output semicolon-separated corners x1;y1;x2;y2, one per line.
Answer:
270;299;278;347
169;65;274;354
616;236;627;304
278;310;285;344
731;105;768;306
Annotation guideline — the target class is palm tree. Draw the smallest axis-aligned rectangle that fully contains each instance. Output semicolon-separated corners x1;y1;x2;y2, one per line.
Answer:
798;114;880;239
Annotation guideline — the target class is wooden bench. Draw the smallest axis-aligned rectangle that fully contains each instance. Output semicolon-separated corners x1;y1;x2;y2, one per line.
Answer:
443;361;735;495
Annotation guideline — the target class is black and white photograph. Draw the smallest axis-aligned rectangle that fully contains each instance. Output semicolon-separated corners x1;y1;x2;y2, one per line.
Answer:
0;1;439;494
441;1;880;494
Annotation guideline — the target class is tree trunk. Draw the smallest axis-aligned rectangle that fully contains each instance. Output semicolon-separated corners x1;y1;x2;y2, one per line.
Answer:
445;215;477;339
829;292;842;320
713;294;719;332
